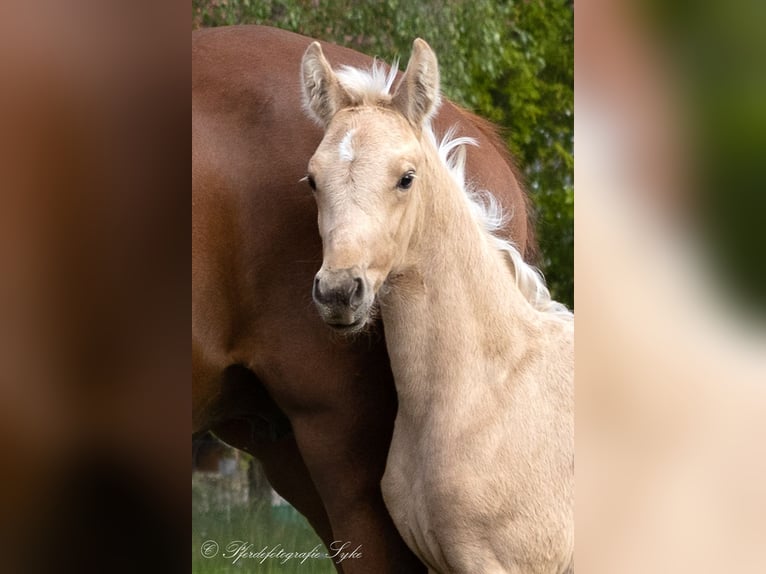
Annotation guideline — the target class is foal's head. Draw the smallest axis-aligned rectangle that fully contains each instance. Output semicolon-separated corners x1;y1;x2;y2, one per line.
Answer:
301;39;440;332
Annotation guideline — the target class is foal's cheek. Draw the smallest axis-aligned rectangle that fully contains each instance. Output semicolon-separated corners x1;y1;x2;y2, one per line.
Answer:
365;243;395;288
390;203;417;249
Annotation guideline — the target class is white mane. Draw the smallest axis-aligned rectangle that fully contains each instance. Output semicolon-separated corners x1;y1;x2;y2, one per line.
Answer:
336;59;399;103
429;127;573;319
334;60;572;319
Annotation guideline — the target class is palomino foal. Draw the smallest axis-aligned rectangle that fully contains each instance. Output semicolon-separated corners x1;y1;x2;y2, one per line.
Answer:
301;39;574;574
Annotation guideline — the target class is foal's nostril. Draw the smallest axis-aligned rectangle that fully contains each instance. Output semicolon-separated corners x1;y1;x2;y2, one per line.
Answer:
313;276;329;305
349;277;365;308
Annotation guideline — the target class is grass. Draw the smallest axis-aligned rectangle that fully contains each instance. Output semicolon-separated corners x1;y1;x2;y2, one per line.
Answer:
192;472;336;574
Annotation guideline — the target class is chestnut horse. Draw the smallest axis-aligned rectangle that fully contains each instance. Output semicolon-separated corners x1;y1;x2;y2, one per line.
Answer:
193;25;533;572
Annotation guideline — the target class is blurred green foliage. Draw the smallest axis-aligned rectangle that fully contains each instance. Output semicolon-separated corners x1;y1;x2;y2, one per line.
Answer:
193;0;573;307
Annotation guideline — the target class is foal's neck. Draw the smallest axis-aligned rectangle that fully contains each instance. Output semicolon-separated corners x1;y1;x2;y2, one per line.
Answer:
380;143;538;408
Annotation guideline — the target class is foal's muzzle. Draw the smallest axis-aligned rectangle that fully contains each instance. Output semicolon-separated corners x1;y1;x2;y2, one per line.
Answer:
313;268;372;331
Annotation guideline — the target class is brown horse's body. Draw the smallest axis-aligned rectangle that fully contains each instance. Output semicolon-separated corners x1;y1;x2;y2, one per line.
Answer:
192;25;532;572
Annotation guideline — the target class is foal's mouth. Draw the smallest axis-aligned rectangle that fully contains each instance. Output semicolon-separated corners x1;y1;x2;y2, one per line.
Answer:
325;316;367;333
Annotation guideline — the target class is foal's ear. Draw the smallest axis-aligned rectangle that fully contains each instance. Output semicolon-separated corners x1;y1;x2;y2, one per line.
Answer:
301;42;349;128
392;38;441;127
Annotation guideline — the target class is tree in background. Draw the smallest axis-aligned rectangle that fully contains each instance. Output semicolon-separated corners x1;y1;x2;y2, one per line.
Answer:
193;0;573;307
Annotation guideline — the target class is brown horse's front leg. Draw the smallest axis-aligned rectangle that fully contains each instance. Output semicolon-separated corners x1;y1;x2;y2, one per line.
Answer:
284;369;427;574
289;411;425;574
211;420;335;548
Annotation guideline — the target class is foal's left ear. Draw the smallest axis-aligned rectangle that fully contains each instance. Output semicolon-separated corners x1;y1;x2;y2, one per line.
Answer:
301;42;350;128
392;38;441;127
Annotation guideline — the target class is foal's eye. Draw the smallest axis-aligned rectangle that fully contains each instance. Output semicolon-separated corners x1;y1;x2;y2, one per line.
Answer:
306;175;317;191
397;172;415;190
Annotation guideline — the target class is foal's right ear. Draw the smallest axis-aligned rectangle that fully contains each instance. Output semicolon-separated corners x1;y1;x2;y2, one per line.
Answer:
301;42;349;128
